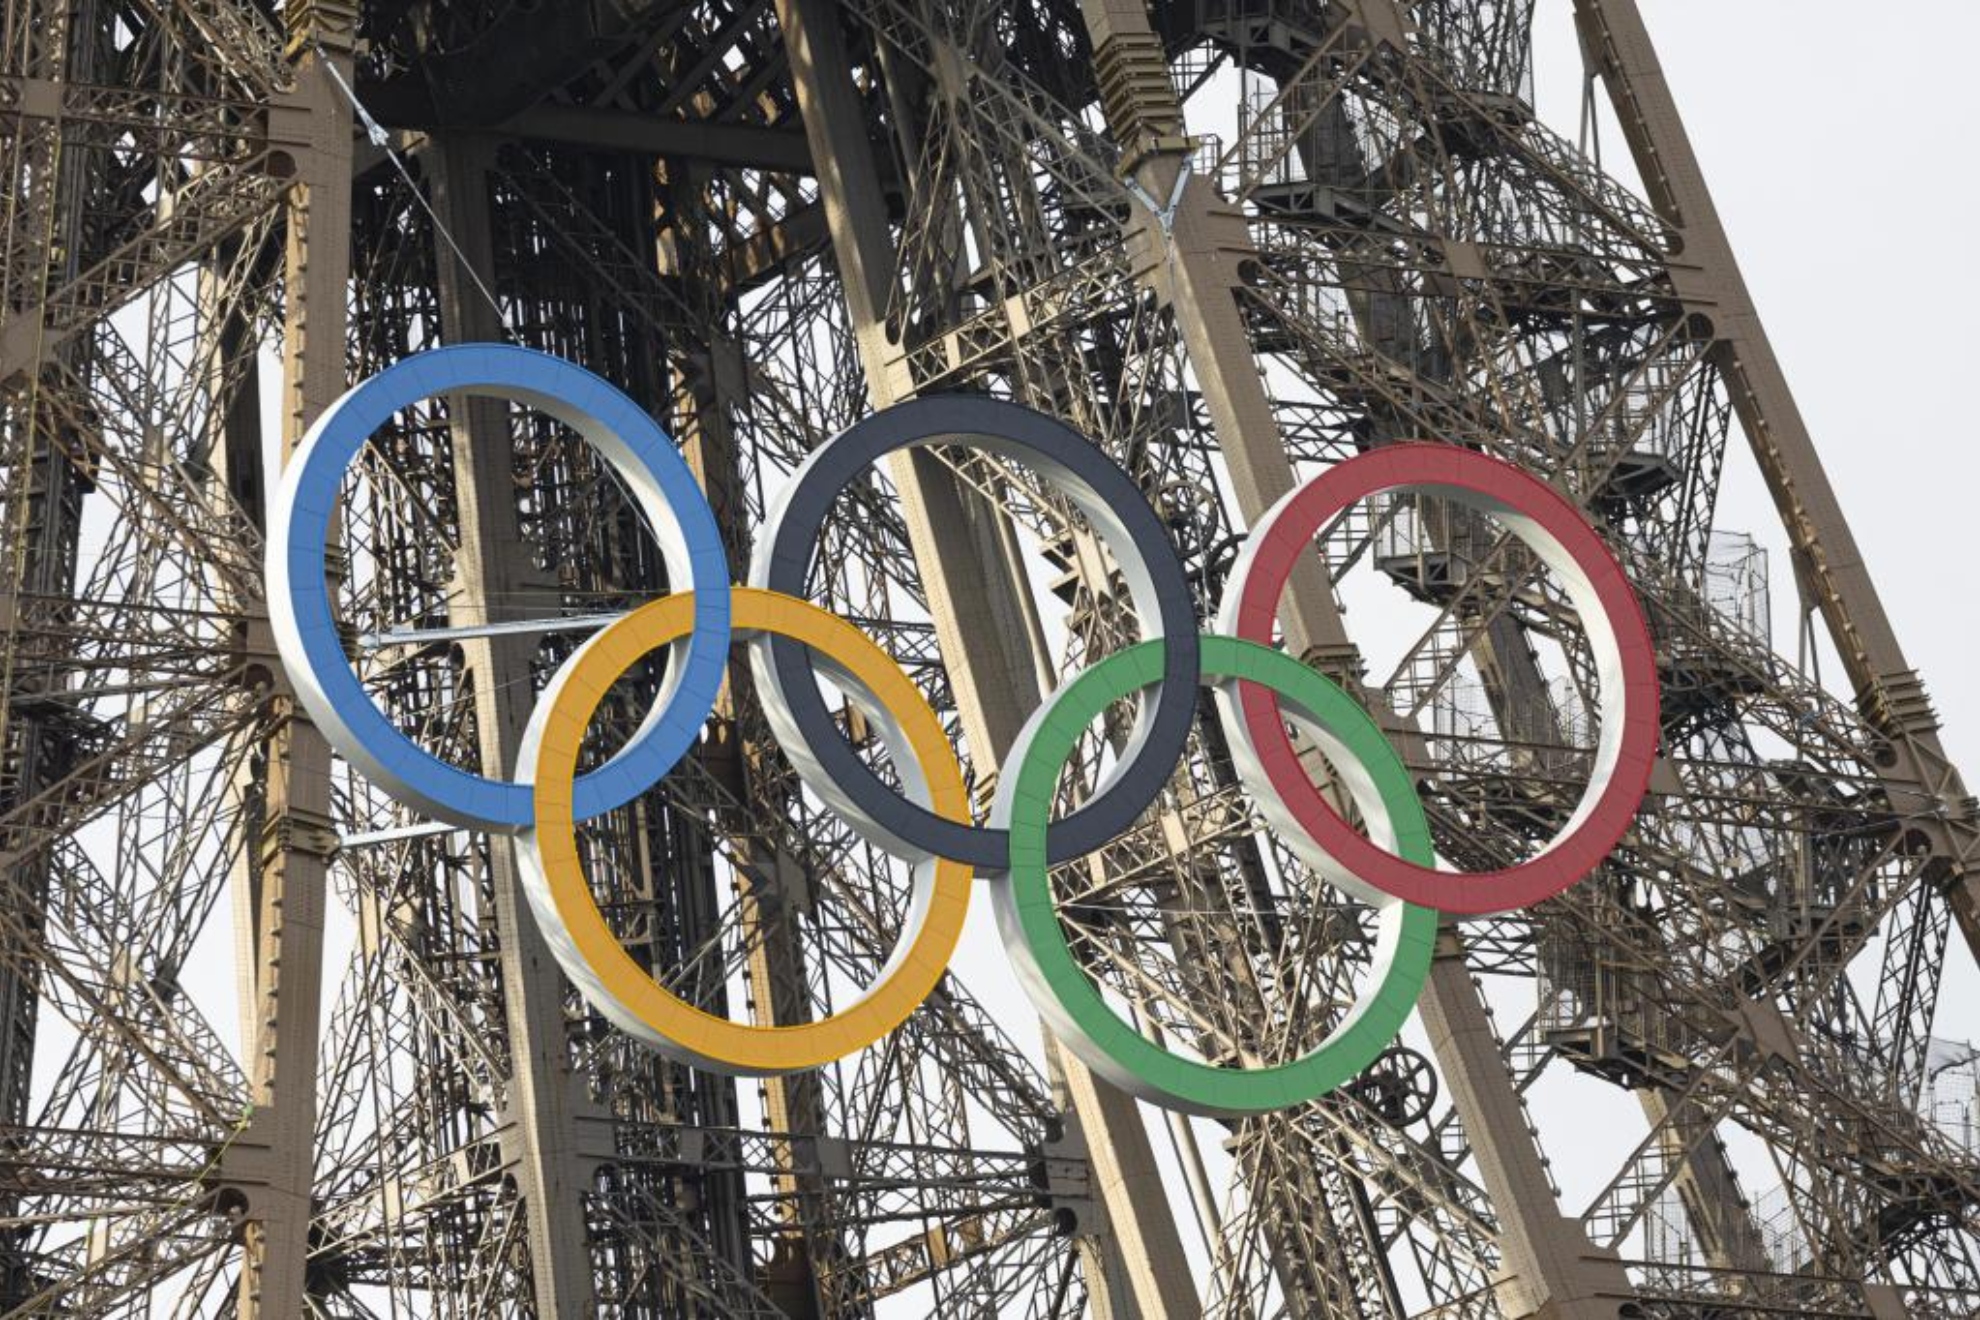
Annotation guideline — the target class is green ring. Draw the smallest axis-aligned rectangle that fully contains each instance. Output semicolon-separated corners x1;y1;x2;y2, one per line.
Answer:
989;635;1438;1117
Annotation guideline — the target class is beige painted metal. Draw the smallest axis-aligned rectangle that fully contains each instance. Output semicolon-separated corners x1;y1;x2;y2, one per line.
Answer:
229;14;356;1314
1635;1086;1771;1275
1575;0;1980;945
4;0;1975;1310
772;0;1198;1311
1079;1;1636;1311
425;131;604;1317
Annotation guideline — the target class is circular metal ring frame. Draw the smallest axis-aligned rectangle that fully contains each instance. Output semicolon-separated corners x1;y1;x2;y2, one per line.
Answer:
1216;444;1660;915
749;394;1199;871
518;588;973;1076
267;344;732;832
989;634;1437;1118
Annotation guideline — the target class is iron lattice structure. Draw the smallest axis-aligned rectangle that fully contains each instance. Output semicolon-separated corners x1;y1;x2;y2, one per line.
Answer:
1;0;1977;1315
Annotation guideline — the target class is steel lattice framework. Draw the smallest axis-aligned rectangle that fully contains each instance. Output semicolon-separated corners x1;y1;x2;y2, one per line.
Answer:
1;0;1977;1315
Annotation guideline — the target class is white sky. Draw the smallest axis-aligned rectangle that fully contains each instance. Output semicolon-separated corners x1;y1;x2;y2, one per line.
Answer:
1080;3;1980;1303
1528;0;1980;1036
100;3;1977;1309
1532;1;1980;788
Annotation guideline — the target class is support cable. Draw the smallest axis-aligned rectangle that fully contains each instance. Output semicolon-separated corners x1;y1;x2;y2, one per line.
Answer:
312;46;509;330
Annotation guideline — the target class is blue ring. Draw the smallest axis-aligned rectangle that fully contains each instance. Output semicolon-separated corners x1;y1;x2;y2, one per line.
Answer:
274;344;730;829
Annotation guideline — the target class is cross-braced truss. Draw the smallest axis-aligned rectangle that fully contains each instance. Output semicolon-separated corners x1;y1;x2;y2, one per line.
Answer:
1;0;1976;1315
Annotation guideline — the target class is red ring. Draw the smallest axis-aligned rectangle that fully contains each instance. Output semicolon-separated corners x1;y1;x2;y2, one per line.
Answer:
1228;444;1660;914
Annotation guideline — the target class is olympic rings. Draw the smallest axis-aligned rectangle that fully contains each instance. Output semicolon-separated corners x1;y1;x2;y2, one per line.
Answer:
517;588;972;1074
991;635;1436;1117
267;344;731;831
749;395;1199;871
271;345;1663;1111
1216;443;1660;914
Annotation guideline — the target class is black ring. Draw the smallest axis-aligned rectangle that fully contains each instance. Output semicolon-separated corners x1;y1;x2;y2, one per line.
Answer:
746;395;1199;870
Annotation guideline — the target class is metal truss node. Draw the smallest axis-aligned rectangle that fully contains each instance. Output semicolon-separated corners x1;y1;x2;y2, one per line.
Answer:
0;0;1975;1315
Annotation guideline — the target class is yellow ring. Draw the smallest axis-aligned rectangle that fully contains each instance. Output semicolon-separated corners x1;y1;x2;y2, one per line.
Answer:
517;587;972;1075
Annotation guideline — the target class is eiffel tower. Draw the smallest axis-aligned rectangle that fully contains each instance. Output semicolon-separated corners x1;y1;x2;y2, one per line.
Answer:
0;0;1975;1314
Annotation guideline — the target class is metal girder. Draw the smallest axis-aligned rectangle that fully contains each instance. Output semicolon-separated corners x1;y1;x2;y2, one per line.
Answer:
218;16;357;1314
1571;0;1980;950
770;0;1186;1310
1;0;1976;1315
401;105;817;175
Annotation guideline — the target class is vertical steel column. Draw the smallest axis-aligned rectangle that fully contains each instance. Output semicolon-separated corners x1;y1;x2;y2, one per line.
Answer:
0;0;79;1303
1635;1089;1770;1274
425;132;600;1316
231;5;355;1311
770;0;1193;1312
773;0;1053;750
1575;0;1979;943
655;180;795;1306
666;157;849;1313
1079;2;1635;1313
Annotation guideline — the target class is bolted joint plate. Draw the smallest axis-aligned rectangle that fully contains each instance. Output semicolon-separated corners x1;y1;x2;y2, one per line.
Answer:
1092;32;1193;173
